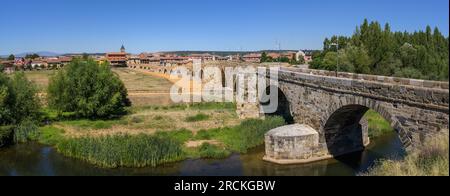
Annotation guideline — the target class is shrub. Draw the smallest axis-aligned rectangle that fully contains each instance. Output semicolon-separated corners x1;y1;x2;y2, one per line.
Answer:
47;58;131;119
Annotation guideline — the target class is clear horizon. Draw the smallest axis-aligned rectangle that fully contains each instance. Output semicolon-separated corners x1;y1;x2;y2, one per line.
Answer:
1;0;449;55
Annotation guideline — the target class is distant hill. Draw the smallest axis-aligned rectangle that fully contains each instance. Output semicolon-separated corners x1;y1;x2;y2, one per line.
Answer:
13;51;61;58
165;50;319;56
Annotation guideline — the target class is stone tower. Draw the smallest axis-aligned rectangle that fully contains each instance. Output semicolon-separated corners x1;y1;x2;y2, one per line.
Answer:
120;45;126;53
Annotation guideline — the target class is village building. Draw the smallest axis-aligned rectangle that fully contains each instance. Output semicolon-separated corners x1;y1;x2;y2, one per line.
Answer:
296;50;313;63
45;56;73;69
243;53;262;63
1;60;16;73
31;59;47;69
106;45;128;67
160;55;190;66
188;53;215;61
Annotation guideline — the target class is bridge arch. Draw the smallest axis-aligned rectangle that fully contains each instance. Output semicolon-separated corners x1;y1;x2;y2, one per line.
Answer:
260;86;295;124
320;100;411;156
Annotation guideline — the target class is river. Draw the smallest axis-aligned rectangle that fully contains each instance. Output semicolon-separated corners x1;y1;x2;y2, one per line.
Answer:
0;132;405;176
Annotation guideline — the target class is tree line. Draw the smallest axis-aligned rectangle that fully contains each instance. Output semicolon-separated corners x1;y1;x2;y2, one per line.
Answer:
310;19;449;81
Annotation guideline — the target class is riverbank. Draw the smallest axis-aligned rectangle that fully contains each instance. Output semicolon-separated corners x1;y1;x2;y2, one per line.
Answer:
3;104;400;169
363;132;449;176
0;133;405;176
35;111;285;168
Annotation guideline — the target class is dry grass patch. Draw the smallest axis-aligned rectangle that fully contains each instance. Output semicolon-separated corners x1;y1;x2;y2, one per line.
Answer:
112;68;173;93
22;70;55;93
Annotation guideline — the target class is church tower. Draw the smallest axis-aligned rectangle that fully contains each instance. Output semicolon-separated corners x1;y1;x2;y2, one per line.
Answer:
120;44;126;53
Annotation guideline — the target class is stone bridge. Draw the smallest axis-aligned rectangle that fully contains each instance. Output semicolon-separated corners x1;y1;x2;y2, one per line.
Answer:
244;67;449;164
127;64;449;163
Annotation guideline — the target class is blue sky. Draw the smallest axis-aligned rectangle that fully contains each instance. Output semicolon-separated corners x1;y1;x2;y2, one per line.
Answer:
0;0;448;54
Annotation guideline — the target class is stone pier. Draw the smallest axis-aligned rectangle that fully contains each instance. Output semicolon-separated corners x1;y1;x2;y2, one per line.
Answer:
264;123;370;164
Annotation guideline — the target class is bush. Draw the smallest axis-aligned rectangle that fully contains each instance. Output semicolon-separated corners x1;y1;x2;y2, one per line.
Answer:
0;72;41;125
47;58;131;119
14;119;40;143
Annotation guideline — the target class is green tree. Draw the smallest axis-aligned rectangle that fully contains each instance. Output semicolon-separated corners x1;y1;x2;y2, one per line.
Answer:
311;19;449;81
0;73;14;125
260;52;269;63
341;45;371;74
48;58;131;119
321;52;338;71
7;54;15;61
25;53;40;60
10;72;41;123
0;72;40;125
297;54;305;65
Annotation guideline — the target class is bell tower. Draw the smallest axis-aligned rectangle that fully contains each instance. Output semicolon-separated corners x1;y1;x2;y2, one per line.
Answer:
120;44;126;53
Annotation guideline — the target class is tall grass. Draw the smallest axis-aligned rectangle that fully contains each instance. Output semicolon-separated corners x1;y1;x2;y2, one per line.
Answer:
32;114;285;168
56;134;185;168
195;116;286;153
14;119;40;143
363;132;449;176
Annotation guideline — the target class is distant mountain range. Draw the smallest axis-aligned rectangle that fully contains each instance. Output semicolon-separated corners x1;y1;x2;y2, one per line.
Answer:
164;50;319;56
1;51;61;58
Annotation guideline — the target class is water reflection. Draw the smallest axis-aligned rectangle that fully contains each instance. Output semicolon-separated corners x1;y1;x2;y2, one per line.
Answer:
0;133;405;176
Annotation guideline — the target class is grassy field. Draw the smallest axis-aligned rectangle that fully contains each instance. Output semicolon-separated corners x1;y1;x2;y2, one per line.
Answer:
49;102;240;138
20;70;55;93
21;68;175;106
112;68;174;106
112;68;173;93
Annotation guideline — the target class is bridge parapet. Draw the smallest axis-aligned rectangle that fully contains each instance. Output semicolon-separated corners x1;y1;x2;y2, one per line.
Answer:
279;67;449;113
283;67;449;90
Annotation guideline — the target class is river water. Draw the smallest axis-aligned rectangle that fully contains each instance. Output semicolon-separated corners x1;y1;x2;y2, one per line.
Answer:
0;133;405;176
